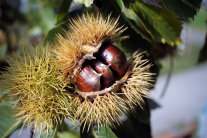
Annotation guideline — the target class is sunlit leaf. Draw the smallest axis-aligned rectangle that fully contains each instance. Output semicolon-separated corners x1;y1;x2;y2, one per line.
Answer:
73;0;93;7
114;0;152;42
122;7;153;42
130;1;182;46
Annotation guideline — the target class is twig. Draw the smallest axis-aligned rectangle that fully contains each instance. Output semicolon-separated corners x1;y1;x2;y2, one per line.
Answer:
160;55;173;98
30;126;34;138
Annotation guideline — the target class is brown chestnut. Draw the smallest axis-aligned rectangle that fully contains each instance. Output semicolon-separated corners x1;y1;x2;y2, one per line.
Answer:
75;44;128;93
76;65;101;92
99;45;128;77
93;60;115;89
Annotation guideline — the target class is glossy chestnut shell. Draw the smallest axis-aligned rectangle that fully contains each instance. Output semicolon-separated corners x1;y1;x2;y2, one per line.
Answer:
99;45;128;77
93;60;115;89
76;44;128;92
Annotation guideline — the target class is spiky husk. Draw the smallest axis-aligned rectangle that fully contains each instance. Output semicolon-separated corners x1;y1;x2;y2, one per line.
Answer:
73;93;128;131
73;52;154;130
54;14;127;81
54;14;154;129
121;51;154;109
0;46;75;133
0;13;155;133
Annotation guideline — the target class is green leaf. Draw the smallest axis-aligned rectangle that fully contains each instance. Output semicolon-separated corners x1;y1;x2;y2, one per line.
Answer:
114;0;152;42
114;0;124;11
0;104;19;138
92;126;117;138
128;98;152;138
55;0;72;25
0;43;7;61
41;0;60;8
27;0;56;34
42;0;72;45
40;127;57;138
42;23;64;45
119;27;152;58
0;90;10;99
130;1;182;46
112;117;138;138
122;7;153;42
131;101;150;124
159;0;202;20
57;131;79;138
73;0;94;7
63;119;79;134
142;0;163;8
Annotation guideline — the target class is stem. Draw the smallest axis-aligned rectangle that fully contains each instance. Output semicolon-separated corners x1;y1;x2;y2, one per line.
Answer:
198;21;207;64
160;55;173;98
30;126;34;138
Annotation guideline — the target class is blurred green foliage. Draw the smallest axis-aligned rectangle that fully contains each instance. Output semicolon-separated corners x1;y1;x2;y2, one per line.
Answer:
190;9;207;30
0;104;20;138
92;126;117;138
27;0;56;34
160;44;203;75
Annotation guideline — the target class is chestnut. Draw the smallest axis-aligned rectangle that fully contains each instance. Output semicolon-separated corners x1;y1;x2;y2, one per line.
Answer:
99;45;128;77
76;65;101;92
76;44;128;92
93;60;115;89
